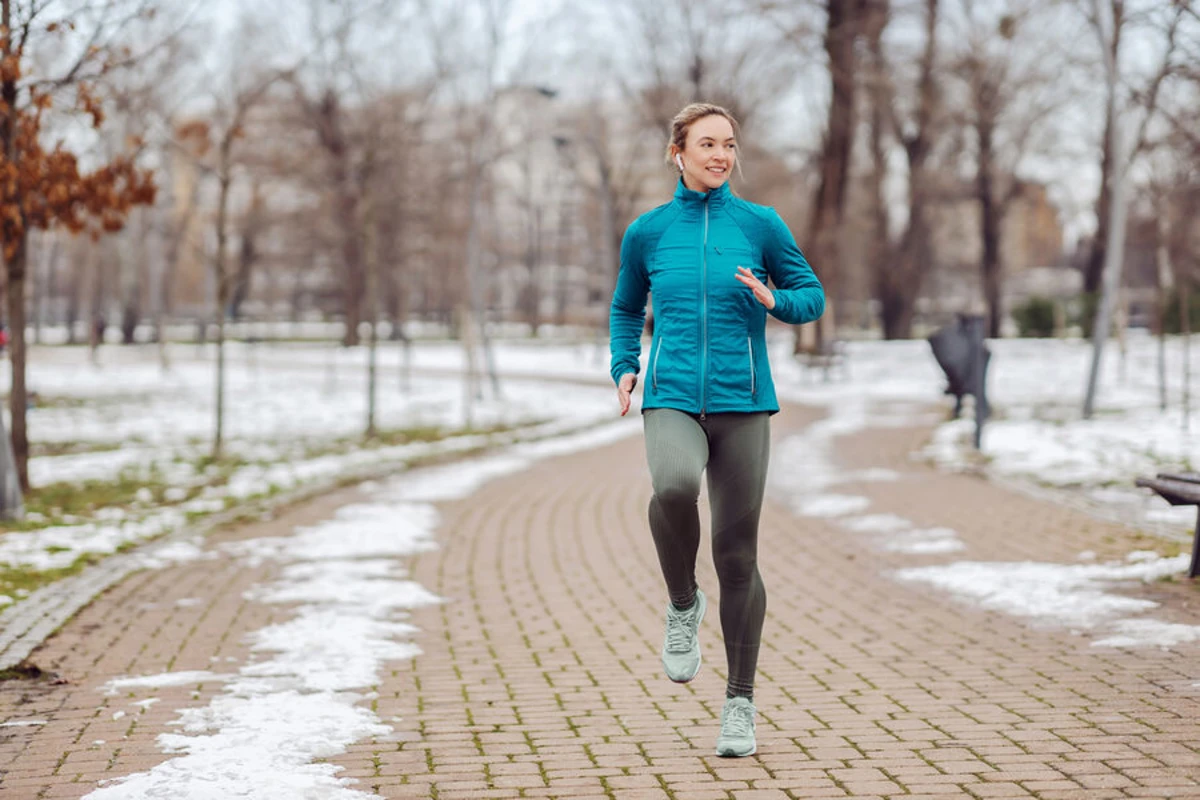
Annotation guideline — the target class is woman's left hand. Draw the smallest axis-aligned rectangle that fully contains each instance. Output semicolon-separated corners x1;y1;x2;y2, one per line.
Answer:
735;266;776;310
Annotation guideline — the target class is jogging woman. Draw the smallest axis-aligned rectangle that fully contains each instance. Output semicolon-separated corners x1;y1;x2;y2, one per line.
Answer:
609;102;825;757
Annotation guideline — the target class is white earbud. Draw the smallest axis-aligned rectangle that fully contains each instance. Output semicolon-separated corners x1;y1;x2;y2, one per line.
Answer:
675;154;684;171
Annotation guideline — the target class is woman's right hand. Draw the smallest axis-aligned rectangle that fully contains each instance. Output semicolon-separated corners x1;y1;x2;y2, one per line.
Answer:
617;373;637;416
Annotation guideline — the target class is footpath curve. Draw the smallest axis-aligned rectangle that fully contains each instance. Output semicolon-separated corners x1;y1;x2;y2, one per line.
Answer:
2;403;1199;799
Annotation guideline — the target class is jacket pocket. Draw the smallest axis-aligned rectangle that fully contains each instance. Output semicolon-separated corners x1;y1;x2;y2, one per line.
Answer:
747;337;757;398
651;337;664;392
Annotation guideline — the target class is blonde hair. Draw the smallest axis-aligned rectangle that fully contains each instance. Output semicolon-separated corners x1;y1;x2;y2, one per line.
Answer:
665;102;743;180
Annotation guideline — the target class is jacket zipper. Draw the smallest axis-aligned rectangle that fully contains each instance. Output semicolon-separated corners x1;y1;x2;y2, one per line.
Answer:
651;336;663;391
748;336;756;398
700;201;709;419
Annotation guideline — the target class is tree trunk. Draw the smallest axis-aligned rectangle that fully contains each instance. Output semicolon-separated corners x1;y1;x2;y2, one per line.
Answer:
229;196;261;322
865;0;938;341
1083;0;1123;297
158;177;201;369
30;233;41;345
597;159;619;339
1;0;27;494
1083;131;1111;296
1082;0;1131;419
864;39;903;338
523;206;542;336
1181;278;1191;432
461;137;501;403
802;0;860;351
977;119;1004;338
5;237;29;493
88;244;107;362
338;184;363;346
459;302;478;428
212;161;233;460
1155;211;1172;411
120;215;146;344
363;194;379;439
1;0;28;493
65;261;80;345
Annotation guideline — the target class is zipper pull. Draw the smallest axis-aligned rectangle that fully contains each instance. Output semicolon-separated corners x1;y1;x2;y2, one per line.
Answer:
700;409;706;421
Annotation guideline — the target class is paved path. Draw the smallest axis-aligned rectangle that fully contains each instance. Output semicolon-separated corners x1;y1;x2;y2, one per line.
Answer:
3;404;1200;799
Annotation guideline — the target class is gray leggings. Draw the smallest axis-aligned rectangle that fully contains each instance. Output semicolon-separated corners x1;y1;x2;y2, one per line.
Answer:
643;408;770;699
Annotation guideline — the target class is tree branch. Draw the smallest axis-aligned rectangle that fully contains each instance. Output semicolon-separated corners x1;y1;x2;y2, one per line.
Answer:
1123;3;1185;170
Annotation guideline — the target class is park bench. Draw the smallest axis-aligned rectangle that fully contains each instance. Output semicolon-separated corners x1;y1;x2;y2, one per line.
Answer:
1135;471;1200;578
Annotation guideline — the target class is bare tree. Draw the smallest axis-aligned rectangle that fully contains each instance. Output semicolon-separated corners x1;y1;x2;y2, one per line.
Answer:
558;101;656;339
1082;0;1187;417
421;0;529;424
185;14;297;458
1;0;160;494
945;1;1065;338
863;0;946;339
804;0;866;348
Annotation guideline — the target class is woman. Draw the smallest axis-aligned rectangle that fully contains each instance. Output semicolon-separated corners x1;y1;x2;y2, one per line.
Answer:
609;103;825;757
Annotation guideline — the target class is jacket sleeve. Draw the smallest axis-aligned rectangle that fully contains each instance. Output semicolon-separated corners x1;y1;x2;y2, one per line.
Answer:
762;209;825;325
609;219;650;385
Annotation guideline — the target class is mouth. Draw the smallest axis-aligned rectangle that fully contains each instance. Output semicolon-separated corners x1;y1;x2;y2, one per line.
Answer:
705;165;727;178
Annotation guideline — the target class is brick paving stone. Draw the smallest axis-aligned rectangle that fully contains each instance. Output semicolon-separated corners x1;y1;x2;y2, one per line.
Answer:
2;402;1200;799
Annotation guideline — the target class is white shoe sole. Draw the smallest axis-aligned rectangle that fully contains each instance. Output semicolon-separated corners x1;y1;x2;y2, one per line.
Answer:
715;741;757;757
662;591;706;683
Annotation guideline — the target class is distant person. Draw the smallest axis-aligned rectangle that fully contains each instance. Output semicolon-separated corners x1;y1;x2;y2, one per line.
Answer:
609;103;825;757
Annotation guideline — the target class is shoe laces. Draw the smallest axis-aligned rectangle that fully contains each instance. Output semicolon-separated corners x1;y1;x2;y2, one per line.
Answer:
664;604;696;653
722;700;755;737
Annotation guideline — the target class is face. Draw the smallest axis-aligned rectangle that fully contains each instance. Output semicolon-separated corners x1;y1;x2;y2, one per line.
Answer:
677;114;736;192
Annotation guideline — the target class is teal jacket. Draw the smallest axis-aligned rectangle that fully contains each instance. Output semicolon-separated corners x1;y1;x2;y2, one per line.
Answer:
609;180;825;415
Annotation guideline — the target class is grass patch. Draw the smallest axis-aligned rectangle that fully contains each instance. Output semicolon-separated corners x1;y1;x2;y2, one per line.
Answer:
192;454;252;483
31;441;126;458
368;421;529;447
2;471;171;534
25;394;91;410
0;551;107;601
299;420;538;460
0;417;560;598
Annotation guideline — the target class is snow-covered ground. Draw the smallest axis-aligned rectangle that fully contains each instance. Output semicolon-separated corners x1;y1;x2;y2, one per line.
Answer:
3;330;1199;641
760;330;1200;650
763;331;1200;531
0;329;1185;799
0;340;618;585
19;330;1198;497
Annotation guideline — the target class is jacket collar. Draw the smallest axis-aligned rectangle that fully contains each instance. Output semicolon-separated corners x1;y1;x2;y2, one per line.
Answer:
673;178;731;208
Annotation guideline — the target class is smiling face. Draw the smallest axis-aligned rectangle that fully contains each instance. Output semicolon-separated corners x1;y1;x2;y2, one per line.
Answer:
676;114;736;193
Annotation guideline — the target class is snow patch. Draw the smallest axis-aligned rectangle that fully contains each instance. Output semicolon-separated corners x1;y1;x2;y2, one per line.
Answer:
841;514;912;534
102;672;229;695
1092;619;1200;648
797;494;871;518
895;554;1189;631
883;528;966;554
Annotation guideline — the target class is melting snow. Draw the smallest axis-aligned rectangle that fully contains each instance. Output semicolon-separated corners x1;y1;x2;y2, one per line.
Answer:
895;553;1192;642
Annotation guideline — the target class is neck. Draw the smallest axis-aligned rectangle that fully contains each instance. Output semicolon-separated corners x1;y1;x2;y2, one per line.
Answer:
681;174;709;194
